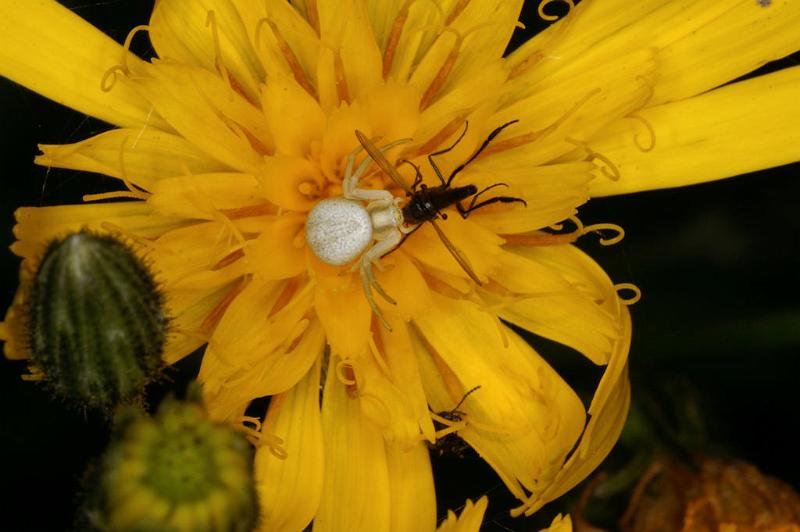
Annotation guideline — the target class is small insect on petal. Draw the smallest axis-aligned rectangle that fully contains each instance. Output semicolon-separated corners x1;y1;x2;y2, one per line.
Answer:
26;230;167;411
356;122;527;287
429;385;481;457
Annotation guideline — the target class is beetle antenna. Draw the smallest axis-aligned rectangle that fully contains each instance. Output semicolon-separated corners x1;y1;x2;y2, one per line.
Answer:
445;120;518;186
428;120;470;186
452;385;482;412
398;159;424;192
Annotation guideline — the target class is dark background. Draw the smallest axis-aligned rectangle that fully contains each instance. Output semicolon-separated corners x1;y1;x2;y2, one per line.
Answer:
1;1;798;530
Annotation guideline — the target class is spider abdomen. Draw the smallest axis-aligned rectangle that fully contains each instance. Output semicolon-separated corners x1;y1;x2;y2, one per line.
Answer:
305;197;373;265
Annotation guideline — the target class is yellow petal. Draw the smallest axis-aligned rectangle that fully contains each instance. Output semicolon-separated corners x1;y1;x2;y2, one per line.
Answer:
150;221;242;286
464;331;586;502
10;202;186;260
0;0;165;128
588;66;800;197
372;0;523;87
516;309;632;517
651;0;800;104
149;0;265;102
507;0;704;84
258;155;324;211
489;246;575;295
202;313;323;422
245;215;307;280
1;286;30;360
35;129;228;191
233;0;320;94
408;1;522;110
507;0;800;105
313;268;371;357
343;321;429;446
317;82;419;180
255;360;324;532
261;74;327;157
314;355;391;532
413;294;586;502
316;0;383;101
147;173;262;219
158;261;247;295
436;497;488;532
419;64;506;136
132;62;264;172
499;48;656;167
371;252;433;323
161;284;228;364
386;442;436;532
539;513;573;532
362;0;403;47
379;321;437;443
403;216;504;284
148;222;246;361
465;161;593;234
200;279;317;420
497;244;621;366
206;278;311;355
435;0;523;84
368;1;443;83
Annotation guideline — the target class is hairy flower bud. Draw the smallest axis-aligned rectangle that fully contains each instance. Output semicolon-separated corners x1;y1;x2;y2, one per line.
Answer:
27;230;166;410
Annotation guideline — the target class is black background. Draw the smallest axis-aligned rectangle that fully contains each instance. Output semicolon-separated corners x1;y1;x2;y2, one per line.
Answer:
1;1;798;530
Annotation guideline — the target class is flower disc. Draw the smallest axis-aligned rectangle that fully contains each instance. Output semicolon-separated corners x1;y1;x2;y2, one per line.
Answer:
85;393;258;532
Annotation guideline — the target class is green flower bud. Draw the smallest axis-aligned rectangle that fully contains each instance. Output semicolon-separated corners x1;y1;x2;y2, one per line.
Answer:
27;230;166;410
85;392;258;531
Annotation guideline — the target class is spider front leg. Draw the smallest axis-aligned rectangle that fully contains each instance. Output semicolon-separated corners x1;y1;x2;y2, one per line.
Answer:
343;138;410;200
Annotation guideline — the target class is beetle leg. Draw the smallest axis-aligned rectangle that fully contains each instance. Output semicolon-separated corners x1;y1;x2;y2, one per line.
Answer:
428;121;470;186
444;120;518;187
456;192;527;218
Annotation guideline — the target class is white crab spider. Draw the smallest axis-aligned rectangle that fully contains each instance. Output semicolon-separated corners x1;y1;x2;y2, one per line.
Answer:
305;138;413;330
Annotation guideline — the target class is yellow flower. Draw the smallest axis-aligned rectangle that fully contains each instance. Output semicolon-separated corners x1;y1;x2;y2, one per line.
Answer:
1;0;799;529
